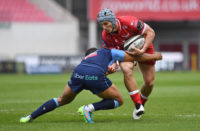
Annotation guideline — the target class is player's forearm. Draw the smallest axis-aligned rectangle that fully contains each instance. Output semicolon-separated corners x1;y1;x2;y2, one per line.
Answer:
143;33;155;51
124;52;162;62
111;49;162;62
142;25;155;52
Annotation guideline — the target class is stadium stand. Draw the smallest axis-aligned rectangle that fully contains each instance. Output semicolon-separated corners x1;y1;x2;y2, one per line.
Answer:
0;0;53;22
0;0;80;74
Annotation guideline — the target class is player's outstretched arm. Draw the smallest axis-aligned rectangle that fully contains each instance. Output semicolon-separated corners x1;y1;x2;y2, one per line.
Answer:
124;51;162;62
111;49;162;62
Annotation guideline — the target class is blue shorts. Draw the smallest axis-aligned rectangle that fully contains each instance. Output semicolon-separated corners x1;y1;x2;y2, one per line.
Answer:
68;65;112;94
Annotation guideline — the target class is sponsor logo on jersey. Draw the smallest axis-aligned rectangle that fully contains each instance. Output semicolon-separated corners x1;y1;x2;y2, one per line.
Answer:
85;75;98;80
73;73;98;80
74;73;84;79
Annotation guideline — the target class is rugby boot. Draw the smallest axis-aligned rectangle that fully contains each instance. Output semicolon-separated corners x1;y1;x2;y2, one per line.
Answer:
133;103;144;120
78;105;94;123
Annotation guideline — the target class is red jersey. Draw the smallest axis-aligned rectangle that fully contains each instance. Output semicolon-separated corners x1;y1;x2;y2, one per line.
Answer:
102;16;153;50
101;16;155;65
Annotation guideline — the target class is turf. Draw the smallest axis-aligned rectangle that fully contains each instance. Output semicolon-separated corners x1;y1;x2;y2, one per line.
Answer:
0;71;200;131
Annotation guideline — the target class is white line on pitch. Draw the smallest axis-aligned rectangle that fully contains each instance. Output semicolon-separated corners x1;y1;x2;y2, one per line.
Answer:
1;109;200;118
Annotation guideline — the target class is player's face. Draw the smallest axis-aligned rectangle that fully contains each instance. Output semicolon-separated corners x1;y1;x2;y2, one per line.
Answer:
100;21;113;33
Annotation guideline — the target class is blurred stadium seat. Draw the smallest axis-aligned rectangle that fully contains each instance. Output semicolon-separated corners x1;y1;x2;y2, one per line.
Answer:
0;0;53;22
0;0;80;74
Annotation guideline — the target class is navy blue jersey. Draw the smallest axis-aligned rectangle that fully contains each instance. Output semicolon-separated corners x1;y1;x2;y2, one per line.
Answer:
80;49;113;73
68;48;124;94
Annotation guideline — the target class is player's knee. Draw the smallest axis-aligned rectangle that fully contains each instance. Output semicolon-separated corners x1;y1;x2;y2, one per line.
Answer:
121;67;133;77
116;97;124;106
120;63;134;75
118;98;124;106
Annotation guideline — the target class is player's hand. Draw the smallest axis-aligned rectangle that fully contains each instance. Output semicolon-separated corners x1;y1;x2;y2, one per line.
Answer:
126;47;145;56
154;52;163;60
107;62;119;75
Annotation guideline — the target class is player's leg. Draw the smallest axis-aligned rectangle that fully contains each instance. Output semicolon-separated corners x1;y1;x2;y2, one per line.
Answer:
119;61;144;119
78;83;123;123
20;84;77;123
95;83;124;109
139;63;155;106
57;84;77;106
77;71;123;123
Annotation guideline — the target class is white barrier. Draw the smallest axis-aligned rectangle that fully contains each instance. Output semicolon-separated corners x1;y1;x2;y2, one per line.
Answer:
155;52;183;71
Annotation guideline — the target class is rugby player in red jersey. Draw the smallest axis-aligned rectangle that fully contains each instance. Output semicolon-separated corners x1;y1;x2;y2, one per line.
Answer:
97;8;156;119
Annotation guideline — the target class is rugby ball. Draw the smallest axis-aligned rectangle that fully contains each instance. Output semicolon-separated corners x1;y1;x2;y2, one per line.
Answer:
123;35;145;51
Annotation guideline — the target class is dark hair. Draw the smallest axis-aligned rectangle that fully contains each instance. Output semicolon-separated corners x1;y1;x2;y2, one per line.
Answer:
85;48;98;56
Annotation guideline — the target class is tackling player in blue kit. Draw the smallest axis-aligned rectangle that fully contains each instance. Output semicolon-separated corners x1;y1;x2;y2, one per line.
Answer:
20;48;162;123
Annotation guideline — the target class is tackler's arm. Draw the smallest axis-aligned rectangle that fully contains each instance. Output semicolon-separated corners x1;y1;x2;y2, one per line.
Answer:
124;51;162;62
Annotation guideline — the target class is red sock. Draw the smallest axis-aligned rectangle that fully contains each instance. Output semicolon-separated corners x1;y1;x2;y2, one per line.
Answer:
140;94;148;106
130;91;142;106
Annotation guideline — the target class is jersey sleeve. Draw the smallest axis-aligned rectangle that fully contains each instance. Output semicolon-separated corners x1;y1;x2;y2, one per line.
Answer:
111;49;125;61
127;17;146;35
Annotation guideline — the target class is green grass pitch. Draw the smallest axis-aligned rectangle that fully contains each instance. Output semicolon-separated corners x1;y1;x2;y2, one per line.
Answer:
0;71;200;131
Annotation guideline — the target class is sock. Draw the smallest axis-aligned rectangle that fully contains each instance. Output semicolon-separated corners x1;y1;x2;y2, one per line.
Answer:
85;104;95;112
92;99;119;111
140;93;148;106
31;98;59;119
129;90;142;106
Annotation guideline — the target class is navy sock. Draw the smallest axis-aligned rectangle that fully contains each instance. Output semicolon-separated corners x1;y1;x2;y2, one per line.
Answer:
92;99;119;111
31;98;59;119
